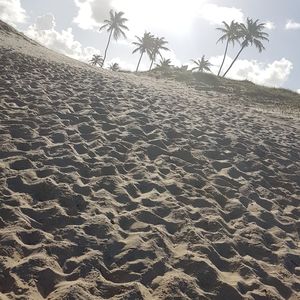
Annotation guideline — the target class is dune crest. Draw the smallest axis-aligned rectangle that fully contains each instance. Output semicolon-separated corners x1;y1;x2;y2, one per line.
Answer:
0;21;299;299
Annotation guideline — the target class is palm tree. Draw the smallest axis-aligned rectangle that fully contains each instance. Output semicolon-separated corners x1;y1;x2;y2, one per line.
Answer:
132;32;154;72
176;65;188;71
109;62;120;71
89;54;104;67
149;37;169;71
216;21;240;76
99;10;129;67
155;58;172;71
191;55;212;72
222;18;269;78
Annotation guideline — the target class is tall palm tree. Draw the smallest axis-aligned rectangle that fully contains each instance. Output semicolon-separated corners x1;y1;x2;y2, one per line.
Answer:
155;58;172;71
99;10;129;67
109;62;120;71
89;54;104;67
149;37;169;71
191;55;212;72
132;32;154;72
216;21;240;76
222;18;269;78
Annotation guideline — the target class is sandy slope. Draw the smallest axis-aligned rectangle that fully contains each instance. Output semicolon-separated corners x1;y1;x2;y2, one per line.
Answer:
0;20;300;300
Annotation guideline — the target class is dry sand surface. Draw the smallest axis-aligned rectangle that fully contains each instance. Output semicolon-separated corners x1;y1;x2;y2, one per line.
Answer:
0;20;300;300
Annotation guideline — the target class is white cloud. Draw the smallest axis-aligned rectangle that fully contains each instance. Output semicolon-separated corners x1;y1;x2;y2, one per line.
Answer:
73;0;244;35
35;13;56;31
0;0;26;25
73;0;113;30
113;0;208;35
264;21;275;30
73;0;202;34
106;56;135;71
198;4;244;25
297;89;300;94
210;56;293;87
285;20;300;30
161;49;182;67
26;14;99;62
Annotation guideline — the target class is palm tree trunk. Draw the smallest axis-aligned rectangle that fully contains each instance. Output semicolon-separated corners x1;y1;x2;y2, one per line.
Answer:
218;39;229;76
222;45;245;78
103;30;113;67
136;52;144;72
149;52;162;71
149;59;154;71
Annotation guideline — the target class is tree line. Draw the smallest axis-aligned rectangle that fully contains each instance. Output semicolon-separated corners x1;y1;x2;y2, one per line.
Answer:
89;10;269;77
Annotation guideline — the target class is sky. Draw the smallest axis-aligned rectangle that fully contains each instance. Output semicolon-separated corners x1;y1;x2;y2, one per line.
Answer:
1;0;300;92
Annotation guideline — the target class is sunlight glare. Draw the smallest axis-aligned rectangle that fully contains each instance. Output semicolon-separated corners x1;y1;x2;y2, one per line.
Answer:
112;0;207;35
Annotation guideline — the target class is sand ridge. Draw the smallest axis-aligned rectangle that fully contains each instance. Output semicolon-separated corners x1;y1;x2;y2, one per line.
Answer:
0;21;300;299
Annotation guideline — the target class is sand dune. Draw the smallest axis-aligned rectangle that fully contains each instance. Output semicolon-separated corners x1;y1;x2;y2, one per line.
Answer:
0;20;300;299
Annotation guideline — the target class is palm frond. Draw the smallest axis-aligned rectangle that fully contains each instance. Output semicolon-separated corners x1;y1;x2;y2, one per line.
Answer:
191;55;212;72
99;23;109;31
100;10;129;42
217;34;227;44
132;47;142;54
236;18;269;52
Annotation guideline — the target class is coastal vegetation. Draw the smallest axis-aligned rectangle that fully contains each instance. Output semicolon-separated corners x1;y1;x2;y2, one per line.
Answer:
95;9;269;79
222;18;269;77
99;10;129;66
89;54;103;66
132;31;154;72
191;55;212;73
109;62;120;71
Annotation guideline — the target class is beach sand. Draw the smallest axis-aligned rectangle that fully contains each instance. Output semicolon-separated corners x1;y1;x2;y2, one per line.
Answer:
0;20;299;299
